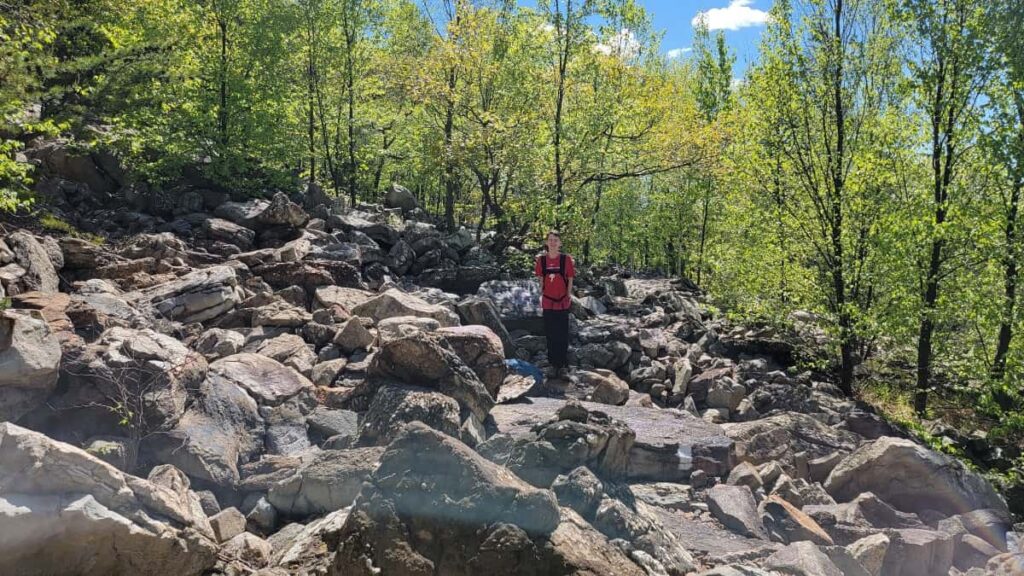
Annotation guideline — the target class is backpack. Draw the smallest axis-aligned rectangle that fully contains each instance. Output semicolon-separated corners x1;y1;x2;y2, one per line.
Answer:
541;254;569;305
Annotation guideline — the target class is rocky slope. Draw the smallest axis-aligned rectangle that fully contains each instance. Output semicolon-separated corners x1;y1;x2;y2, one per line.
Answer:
1;156;1023;575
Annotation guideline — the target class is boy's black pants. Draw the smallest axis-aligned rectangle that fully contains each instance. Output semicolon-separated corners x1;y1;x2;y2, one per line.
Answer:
543;308;570;369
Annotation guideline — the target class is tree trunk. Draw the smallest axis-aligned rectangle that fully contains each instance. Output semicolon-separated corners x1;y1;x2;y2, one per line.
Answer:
993;177;1022;380
218;16;229;146
307;18;316;183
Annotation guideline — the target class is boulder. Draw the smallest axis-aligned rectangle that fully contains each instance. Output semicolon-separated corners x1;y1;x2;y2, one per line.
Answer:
824;436;1010;519
252;300;312;328
723;413;861;473
254;334;317;378
706;378;747;412
847;533;890;576
330;423;633;576
202;218;255;250
306;407;358;445
314;285;375;311
254;260;363;291
726;461;764;492
0;310;61;421
209;353;314;407
3;231;59;295
0;423;217;576
706;484;766;539
591;498;697;575
577;369;630;406
268;447;383;519
764;541;843;576
552;466;604;519
383;183;418;212
351;288;460;327
371;333;494;421
258;192;309;229
210;507;247;543
223;532;272;568
193;328;245;360
128;265;241;323
332;317;374;353
577;341;633;371
141;368;263;487
482;401;635;487
437;325;506;397
418;265;502;295
456;296;514;352
356;383;461;446
490;398;734;481
879;528;954;576
31;327;205;443
376;315;440;344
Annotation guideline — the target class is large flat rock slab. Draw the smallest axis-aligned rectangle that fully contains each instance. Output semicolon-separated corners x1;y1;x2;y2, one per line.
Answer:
491;398;734;481
647;506;781;565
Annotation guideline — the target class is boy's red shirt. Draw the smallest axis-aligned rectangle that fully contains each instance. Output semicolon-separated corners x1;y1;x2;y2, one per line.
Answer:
535;253;575;311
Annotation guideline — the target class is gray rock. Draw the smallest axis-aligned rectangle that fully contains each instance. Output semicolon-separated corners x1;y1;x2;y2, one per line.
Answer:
331;424;627;576
706;378;747;412
306;407;358;445
351;287;459;326
211;507;247;543
311;358;347;387
209;353;314;406
764;541;843;576
4;231;59;294
193;328;245;360
552;466;604;519
437;325;506;397
578;369;630;406
128;265;241;323
246;497;278;534
847;533;890;576
0;423;217;576
258;192;309;229
370;333;495;421
490;397;734;481
824;436;1010;519
356;383;461;446
254;334;317;378
456;296;515;353
707;484;767;539
203;217;255;250
0;310;61;421
383;182;418;212
727;461;763;492
252;300;312;328
723;412;861;472
332;317;374;353
268;447;384;519
222;532;273;568
141;368;263;487
879;528;954;576
376;314;440;344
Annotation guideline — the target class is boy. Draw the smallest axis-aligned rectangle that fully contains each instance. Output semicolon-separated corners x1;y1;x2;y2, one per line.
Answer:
535;230;575;378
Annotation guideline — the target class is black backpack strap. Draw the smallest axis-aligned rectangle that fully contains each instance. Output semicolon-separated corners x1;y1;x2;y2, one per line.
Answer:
559;254;566;278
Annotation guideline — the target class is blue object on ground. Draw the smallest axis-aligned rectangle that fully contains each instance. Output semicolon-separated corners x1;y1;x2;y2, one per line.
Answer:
505;359;544;386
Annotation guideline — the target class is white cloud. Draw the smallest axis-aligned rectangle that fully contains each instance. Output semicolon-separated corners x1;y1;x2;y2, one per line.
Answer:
594;28;641;60
692;0;769;31
666;47;692;59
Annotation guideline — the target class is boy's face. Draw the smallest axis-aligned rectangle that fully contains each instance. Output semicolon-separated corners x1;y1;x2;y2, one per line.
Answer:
547;234;561;252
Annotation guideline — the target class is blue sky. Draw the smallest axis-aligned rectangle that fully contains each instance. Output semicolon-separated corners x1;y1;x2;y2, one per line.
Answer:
518;0;771;75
